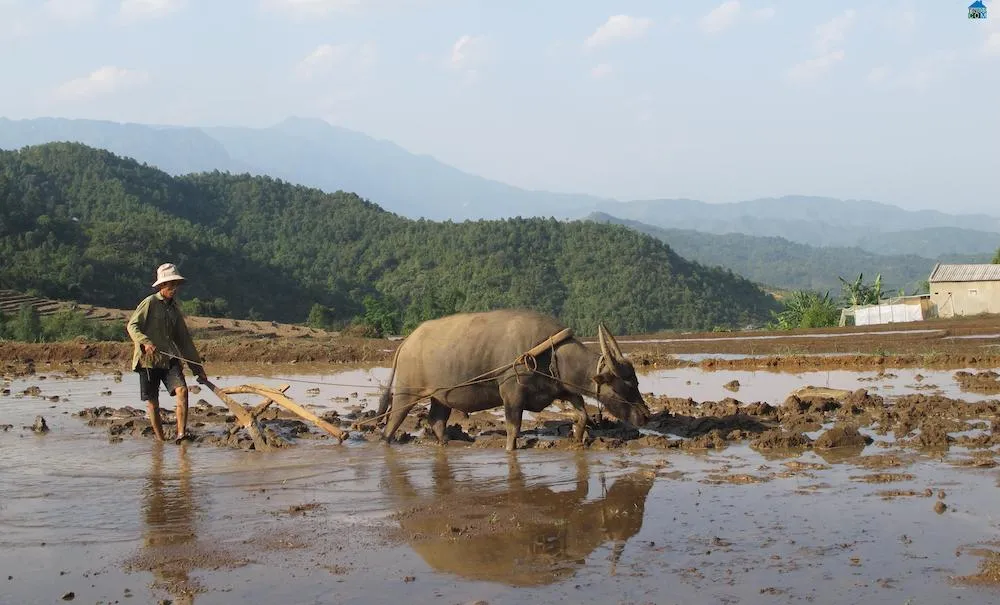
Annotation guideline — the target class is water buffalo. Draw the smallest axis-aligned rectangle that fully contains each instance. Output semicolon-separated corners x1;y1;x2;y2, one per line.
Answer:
377;309;651;450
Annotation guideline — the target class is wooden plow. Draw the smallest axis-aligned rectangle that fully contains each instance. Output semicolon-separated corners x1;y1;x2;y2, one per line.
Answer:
199;379;349;451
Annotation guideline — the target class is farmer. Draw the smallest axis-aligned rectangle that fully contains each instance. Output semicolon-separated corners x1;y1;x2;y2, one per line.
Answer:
127;263;208;443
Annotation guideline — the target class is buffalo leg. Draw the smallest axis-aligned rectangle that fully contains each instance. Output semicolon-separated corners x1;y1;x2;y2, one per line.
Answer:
427;399;451;446
565;393;591;442
382;393;421;443
500;381;526;451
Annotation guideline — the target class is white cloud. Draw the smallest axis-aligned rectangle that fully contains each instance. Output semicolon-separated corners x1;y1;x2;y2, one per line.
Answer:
700;1;741;34
119;0;182;22
752;7;775;22
590;62;613;79
585;15;652;49
815;9;856;53
295;44;349;79
449;34;485;69
44;0;99;22
787;50;845;82
261;0;362;18
294;42;377;79
446;34;488;83
54;66;149;101
787;9;855;82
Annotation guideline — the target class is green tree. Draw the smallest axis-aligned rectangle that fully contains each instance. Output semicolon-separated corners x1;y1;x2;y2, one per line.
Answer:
993;247;1000;264
361;295;401;337
772;291;840;330
838;272;883;306
10;304;43;342
306;303;335;330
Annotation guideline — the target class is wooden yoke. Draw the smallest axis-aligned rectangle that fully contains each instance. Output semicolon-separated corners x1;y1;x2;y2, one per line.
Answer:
525;328;574;358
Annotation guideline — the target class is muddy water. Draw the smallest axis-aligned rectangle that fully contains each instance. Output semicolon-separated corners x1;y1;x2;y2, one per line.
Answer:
643;366;1000;404
2;370;1000;604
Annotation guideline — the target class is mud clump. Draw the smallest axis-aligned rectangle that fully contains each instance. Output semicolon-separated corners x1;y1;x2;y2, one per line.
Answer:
702;473;771;485
29;416;49;433
723;380;740;392
954;370;1000;394
813;426;872;450
850;473;916;484
956;548;1000;586
749;429;812;451
854;454;911;469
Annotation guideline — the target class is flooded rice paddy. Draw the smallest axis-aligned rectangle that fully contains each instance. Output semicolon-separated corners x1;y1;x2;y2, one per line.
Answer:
2;362;1000;604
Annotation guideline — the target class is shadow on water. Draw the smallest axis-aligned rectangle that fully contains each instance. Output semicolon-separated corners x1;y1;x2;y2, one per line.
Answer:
382;450;655;587
135;442;200;604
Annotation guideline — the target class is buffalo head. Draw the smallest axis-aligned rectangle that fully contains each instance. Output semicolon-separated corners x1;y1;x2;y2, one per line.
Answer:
592;323;651;427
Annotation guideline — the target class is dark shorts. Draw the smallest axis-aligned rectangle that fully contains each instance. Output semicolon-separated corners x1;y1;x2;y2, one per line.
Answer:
137;361;186;401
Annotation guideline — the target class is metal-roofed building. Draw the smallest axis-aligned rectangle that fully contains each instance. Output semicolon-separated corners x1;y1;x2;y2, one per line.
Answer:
928;263;1000;318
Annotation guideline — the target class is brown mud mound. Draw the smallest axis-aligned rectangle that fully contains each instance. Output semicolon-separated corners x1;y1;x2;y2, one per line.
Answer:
850;473;916;483
954;370;1000;394
870;395;1000;452
853;454;914;469
954;548;1000;586
749;429;812;451
877;489;934;500
950;452;999;468
814;426;873;450
701;473;772;485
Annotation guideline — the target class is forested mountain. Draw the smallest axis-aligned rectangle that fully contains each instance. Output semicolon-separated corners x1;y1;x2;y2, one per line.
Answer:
0;117;595;221
593;197;1000;256
586;213;994;293
0;143;779;335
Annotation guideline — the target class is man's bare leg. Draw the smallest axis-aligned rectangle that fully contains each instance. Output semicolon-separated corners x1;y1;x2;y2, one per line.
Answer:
147;400;165;441
175;386;189;440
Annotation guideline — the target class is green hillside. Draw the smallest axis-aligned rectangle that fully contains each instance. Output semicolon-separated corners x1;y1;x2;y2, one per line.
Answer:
586;213;993;293
0;143;780;335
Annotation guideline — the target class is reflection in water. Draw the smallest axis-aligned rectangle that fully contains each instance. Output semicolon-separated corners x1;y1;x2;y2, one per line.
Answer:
384;451;656;586
140;443;199;604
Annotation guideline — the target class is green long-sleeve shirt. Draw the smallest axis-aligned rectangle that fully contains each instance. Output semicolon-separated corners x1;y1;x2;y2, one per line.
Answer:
127;293;203;373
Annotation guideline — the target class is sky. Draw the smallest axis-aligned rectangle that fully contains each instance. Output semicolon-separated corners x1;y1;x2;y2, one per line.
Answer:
1;0;998;213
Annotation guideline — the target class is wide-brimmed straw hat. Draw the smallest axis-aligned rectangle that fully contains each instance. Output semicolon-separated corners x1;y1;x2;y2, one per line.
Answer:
151;263;187;288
